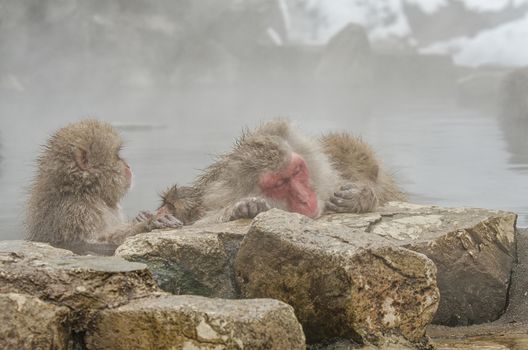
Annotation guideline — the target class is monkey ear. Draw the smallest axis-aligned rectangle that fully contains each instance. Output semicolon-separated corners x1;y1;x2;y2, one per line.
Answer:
74;147;90;171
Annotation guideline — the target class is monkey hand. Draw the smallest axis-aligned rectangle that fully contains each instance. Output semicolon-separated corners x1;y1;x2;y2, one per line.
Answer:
228;197;271;221
147;214;183;230
325;183;378;214
134;211;154;223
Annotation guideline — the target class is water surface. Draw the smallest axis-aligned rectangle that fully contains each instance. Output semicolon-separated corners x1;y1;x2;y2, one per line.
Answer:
0;89;527;240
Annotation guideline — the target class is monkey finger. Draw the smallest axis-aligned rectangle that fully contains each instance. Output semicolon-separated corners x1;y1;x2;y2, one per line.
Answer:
340;183;356;191
325;201;349;213
139;211;154;220
239;204;250;218
247;200;260;218
334;188;361;199
232;201;249;219
160;215;183;228
330;196;360;211
258;200;271;212
330;196;348;206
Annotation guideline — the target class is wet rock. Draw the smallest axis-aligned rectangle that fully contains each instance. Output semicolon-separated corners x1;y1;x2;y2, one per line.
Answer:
427;229;528;349
0;292;70;350
0;240;160;329
235;209;439;345
85;294;305;350
322;202;517;326
116;221;248;298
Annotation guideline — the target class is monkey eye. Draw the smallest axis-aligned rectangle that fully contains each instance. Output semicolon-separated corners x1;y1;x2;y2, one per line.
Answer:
274;178;287;188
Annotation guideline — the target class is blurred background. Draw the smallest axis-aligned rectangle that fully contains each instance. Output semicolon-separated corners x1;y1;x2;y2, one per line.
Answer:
1;0;528;239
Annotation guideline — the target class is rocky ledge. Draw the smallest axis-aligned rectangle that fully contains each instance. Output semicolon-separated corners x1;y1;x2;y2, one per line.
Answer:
1;202;519;349
0;241;304;350
118;202;516;324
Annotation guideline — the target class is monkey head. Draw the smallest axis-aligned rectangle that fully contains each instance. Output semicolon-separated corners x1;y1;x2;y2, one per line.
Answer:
216;129;324;219
258;152;318;218
41;119;132;208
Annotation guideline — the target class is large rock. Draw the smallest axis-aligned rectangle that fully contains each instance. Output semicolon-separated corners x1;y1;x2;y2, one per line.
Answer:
235;209;439;345
0;240;160;329
85;294;306;350
116;221;248;298
0;292;70;350
322;202;517;326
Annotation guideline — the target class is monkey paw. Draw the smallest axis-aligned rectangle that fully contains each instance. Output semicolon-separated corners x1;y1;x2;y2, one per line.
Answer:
149;214;183;230
229;197;271;220
326;183;378;214
134;211;154;223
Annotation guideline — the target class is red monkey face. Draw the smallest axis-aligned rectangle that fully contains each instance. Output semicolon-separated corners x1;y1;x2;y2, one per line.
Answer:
259;153;319;218
122;160;133;189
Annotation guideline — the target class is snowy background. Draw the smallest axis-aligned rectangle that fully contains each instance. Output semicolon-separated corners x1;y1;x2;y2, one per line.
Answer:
288;0;528;67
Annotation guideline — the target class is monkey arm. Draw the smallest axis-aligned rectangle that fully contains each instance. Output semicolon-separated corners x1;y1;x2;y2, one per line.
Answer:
96;221;151;246
157;185;204;225
193;197;272;224
320;132;406;209
97;215;182;247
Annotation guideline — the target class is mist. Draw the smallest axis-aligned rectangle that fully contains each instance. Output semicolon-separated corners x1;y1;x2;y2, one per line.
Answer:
1;0;528;239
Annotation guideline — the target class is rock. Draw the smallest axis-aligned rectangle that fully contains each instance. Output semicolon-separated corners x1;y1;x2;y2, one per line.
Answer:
0;240;161;329
322;202;517;326
315;23;373;87
235;209;439;345
427;229;528;349
85;294;305;350
116;221;248;298
0;292;70;350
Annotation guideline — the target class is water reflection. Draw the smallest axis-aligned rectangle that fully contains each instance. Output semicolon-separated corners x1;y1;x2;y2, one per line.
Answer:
499;68;528;174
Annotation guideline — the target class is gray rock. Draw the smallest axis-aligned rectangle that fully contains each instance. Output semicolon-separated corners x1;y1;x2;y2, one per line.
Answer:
0;292;70;350
0;240;161;329
427;229;528;347
116;221;248;298
235;209;439;345
85;294;306;350
322;202;517;326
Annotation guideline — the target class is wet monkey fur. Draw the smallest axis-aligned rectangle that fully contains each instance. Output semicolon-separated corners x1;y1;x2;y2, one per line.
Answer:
26;119;181;255
158;120;405;224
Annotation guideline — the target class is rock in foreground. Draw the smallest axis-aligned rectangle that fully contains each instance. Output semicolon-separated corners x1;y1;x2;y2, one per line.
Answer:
0;240;160;329
0;292;70;350
323;202;517;326
86;295;306;350
116;220;248;298
235;209;439;345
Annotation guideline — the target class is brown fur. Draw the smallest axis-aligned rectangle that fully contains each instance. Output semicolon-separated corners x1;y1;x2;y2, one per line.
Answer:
320;132;406;204
25;119;162;255
160;120;405;223
159;185;203;225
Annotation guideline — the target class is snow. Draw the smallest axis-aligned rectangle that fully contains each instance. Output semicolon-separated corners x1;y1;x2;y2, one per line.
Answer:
290;0;528;67
421;12;528;67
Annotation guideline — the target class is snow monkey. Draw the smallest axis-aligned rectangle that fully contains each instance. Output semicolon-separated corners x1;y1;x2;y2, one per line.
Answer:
25;119;181;255
158;120;405;224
